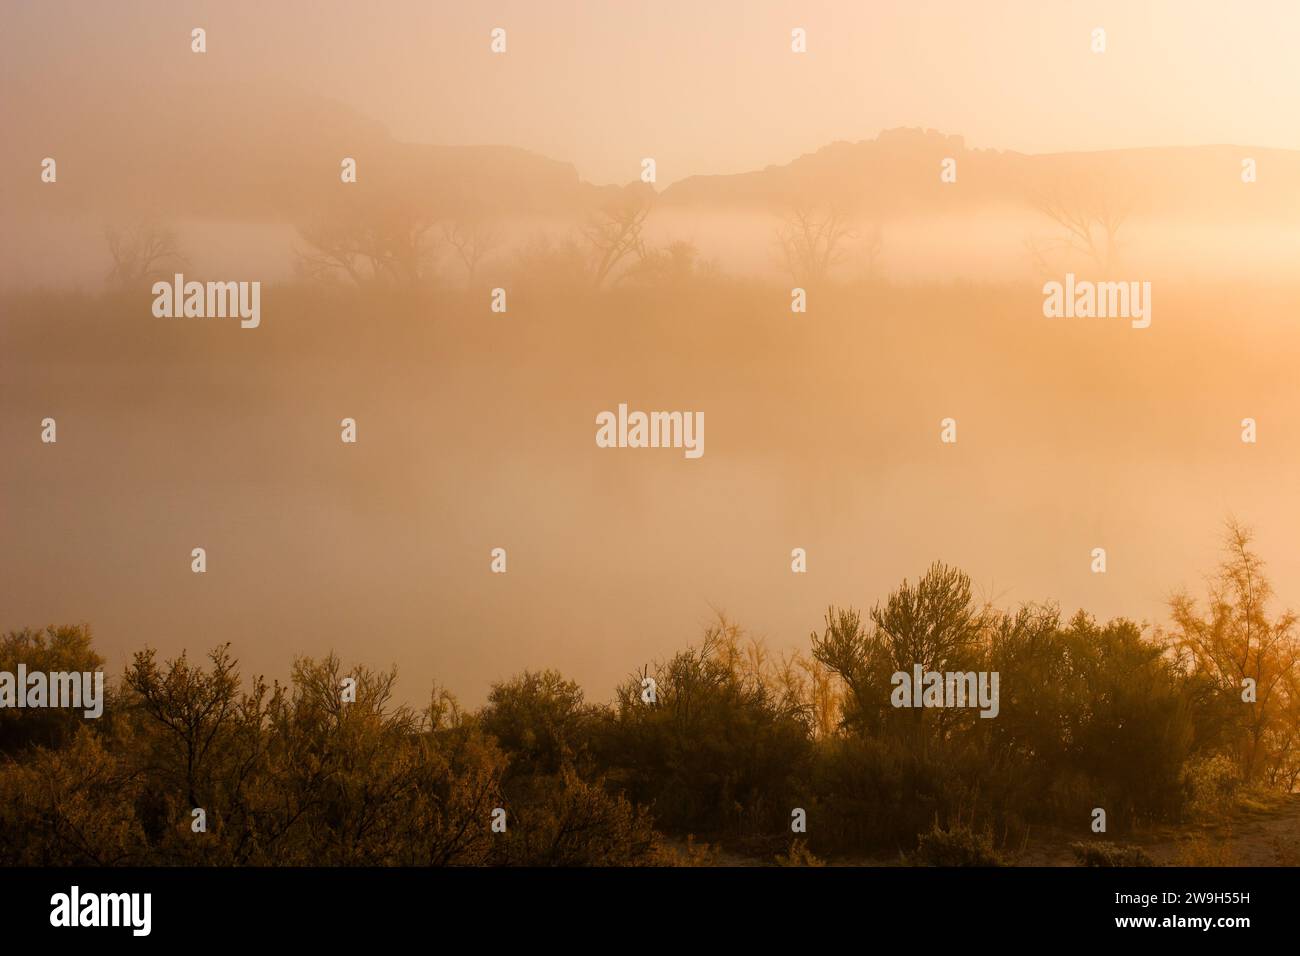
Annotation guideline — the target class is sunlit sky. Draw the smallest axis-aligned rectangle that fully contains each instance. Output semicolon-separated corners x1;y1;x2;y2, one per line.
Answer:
4;1;1300;703
4;0;1300;184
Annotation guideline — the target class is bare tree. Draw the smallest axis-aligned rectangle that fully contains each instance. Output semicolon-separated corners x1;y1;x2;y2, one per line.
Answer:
295;200;440;289
294;217;371;286
441;214;499;288
582;187;652;289
1029;174;1132;274
105;223;186;287
775;203;857;284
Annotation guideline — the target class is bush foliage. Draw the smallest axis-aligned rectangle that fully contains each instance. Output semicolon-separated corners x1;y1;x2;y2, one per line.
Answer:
2;525;1295;865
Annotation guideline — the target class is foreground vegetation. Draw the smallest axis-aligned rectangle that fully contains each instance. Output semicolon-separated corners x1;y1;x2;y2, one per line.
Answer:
1;522;1295;866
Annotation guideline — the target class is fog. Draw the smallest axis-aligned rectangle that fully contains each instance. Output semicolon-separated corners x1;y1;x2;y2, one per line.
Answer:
4;0;1300;707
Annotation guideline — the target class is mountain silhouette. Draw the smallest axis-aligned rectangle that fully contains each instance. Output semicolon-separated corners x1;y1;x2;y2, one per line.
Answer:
7;81;1300;226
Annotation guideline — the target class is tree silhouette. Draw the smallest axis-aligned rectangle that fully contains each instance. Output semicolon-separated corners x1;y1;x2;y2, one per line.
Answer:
774;202;859;285
582;186;652;289
441;210;500;289
295;199;440;288
1029;174;1133;274
104;223;186;288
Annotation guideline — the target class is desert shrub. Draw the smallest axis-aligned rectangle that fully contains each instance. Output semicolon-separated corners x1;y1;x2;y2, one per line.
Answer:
987;611;1197;828
1183;754;1241;821
3;523;1294;866
1171;832;1236;866
1168;523;1300;789
908;823;1006;867
496;768;658;866
775;839;825;867
649;835;722;867
480;669;595;778
597;620;812;841
807;736;954;854
119;646;509;866
0;726;146;865
0;626;109;754
1069;841;1155;867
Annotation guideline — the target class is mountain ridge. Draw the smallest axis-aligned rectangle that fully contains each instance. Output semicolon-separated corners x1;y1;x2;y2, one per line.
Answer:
6;82;1300;224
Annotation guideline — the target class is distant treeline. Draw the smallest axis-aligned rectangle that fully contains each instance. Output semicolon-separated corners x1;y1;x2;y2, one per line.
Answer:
1;522;1296;866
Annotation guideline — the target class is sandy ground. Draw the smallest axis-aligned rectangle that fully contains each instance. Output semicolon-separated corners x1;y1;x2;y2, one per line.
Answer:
664;795;1300;866
1016;794;1300;868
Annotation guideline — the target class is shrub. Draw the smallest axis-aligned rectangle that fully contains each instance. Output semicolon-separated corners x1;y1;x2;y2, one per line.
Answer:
497;769;658;866
908;824;1006;867
1183;754;1241;821
775;839;825;867
1069;841;1155;867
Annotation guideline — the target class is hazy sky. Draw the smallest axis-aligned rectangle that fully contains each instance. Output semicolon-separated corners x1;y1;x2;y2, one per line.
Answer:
5;0;1300;184
5;0;1300;705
